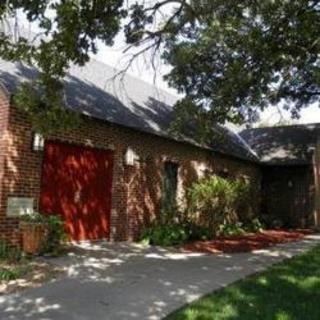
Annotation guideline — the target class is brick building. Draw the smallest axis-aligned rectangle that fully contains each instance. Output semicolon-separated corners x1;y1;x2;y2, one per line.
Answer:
0;59;319;245
241;125;320;229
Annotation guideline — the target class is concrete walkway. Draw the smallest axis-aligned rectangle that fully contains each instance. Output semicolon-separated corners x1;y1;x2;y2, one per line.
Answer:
1;235;320;320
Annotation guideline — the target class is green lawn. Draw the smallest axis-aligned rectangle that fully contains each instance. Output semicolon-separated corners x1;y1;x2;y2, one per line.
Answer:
166;245;320;320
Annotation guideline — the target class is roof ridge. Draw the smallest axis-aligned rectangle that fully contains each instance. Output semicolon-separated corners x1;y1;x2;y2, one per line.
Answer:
234;132;259;159
244;122;320;131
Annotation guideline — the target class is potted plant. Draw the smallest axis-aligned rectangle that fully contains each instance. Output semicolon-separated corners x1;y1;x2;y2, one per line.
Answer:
20;212;48;255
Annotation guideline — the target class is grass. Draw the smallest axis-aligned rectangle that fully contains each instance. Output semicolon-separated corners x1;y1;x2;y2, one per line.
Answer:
166;245;320;320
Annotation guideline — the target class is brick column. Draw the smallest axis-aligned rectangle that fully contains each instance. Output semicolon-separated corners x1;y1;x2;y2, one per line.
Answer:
0;87;21;244
313;135;320;228
0;87;11;219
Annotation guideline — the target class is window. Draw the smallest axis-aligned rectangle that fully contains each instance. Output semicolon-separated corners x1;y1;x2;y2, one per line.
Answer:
163;161;178;211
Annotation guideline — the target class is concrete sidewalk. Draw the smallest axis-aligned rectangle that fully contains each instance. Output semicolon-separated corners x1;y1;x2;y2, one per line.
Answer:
1;235;319;320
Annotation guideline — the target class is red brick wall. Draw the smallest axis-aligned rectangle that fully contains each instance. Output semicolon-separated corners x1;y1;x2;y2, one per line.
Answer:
0;97;262;243
0;89;22;244
0;89;9;204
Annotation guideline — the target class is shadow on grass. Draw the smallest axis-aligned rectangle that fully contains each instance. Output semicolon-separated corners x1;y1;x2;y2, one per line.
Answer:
166;245;320;320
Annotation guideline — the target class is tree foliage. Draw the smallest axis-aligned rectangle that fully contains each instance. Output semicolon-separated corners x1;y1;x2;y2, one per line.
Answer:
125;0;320;131
0;1;319;134
0;0;125;133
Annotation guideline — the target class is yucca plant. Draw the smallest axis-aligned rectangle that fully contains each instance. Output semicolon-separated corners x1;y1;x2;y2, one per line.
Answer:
186;176;249;236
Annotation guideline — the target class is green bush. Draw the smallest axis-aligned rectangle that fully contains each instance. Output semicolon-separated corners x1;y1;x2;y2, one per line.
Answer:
187;224;211;241
0;266;24;281
218;222;246;236
20;212;46;224
139;175;262;247
217;218;264;236
44;215;67;255
140;224;189;246
140;221;212;246
186;176;250;236
245;218;264;233
0;240;11;260
0;240;21;263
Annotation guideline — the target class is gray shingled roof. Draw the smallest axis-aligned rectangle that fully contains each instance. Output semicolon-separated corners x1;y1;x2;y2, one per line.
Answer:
240;124;320;165
0;59;257;162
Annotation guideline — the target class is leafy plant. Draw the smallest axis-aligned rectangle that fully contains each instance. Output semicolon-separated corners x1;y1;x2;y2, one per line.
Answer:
0;240;21;263
140;220;213;247
217;218;264;237
218;222;246;237
245;218;264;233
0;266;24;281
20;212;47;224
187;223;211;241
0;240;10;260
186;176;250;236
140;224;189;247
44;215;67;256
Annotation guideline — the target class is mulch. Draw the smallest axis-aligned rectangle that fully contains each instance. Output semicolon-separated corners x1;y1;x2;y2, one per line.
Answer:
182;229;314;254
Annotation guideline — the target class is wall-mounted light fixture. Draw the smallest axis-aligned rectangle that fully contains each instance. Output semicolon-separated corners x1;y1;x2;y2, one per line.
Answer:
124;147;139;166
32;132;45;151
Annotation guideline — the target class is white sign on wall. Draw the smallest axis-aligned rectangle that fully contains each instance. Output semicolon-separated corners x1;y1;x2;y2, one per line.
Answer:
6;197;34;217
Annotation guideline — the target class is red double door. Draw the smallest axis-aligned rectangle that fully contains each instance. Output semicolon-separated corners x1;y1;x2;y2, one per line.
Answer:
40;141;113;241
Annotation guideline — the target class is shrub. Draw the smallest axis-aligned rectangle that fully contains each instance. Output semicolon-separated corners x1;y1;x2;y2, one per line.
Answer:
139;175;258;247
140;224;189;246
186;176;250;236
20;212;46;224
0;266;24;281
44;215;67;255
218;218;264;236
245;218;264;233
0;240;11;260
0;240;21;263
218;222;246;236
140;220;212;246
187;223;211;241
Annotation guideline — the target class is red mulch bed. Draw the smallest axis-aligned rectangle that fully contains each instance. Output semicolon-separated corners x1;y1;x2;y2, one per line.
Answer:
182;229;313;254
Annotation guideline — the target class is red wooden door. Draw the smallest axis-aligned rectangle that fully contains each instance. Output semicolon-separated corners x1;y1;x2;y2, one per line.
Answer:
40;141;113;241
